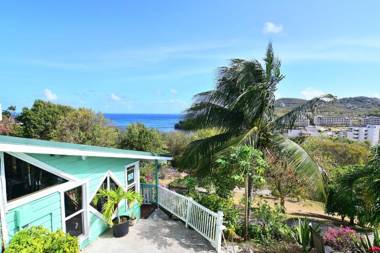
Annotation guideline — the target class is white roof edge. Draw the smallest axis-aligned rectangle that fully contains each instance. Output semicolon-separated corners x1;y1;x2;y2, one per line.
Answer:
0;144;172;161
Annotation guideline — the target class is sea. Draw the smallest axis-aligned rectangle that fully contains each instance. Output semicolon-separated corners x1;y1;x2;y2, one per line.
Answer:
104;114;183;132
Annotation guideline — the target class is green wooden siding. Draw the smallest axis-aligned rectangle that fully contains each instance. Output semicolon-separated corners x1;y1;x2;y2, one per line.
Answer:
4;154;139;249
6;192;62;241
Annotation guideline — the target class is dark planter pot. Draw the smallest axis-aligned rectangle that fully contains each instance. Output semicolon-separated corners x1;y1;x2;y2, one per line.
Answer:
112;216;130;237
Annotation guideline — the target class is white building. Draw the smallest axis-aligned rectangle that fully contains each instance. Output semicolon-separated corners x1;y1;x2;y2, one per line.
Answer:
345;125;380;146
287;126;322;138
363;116;380;126
314;115;352;127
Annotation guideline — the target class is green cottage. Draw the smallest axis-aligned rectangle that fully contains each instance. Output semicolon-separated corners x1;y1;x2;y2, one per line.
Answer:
0;135;171;250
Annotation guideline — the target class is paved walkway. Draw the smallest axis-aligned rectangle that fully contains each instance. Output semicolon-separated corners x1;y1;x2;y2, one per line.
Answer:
83;209;215;253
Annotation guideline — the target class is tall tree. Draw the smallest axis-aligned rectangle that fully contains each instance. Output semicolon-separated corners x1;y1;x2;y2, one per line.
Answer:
16;100;74;139
119;123;164;152
51;108;120;147
178;43;335;232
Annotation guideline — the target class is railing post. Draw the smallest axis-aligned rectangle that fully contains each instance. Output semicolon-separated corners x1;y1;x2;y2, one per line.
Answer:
185;197;193;228
215;211;224;253
154;160;160;206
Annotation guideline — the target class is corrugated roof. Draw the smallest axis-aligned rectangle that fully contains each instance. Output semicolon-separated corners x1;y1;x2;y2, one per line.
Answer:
0;135;171;160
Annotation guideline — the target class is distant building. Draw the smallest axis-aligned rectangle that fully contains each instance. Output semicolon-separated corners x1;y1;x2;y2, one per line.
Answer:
0;103;2;122
363;116;380;126
294;116;310;127
287;126;321;138
314;115;352;127
344;125;380;146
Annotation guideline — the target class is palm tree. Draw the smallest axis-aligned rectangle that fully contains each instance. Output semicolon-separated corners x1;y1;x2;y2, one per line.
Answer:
178;43;335;238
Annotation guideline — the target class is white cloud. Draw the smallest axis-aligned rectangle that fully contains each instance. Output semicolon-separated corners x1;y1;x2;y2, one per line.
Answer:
110;93;121;101
170;89;178;95
374;93;380;99
263;22;283;34
43;89;57;101
301;87;326;100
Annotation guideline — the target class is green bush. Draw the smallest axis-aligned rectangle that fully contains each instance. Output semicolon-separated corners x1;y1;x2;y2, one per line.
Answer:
5;226;79;253
190;193;239;230
237;201;292;243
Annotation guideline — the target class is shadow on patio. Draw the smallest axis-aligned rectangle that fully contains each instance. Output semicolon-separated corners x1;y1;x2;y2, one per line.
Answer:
82;209;215;253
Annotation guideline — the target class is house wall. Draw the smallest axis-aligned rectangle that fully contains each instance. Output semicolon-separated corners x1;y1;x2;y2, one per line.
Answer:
2;153;140;249
6;192;62;241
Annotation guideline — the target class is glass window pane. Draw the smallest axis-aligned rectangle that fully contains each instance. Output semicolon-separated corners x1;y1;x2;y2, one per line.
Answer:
4;153;67;201
90;178;108;213
109;177;118;190
128;185;135;193
65;213;83;237
127;166;135;185
64;186;83;217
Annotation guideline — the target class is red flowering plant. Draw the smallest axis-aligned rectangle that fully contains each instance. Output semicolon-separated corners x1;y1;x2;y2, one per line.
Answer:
354;228;380;253
369;246;380;252
323;226;359;252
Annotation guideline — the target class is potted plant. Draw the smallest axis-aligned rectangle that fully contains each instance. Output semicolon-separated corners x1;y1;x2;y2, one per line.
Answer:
94;187;143;237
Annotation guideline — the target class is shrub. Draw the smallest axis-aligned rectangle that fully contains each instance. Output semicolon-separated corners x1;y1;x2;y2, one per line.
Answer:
190;193;239;231
168;176;197;193
323;226;359;252
237;201;292;243
5;226;79;253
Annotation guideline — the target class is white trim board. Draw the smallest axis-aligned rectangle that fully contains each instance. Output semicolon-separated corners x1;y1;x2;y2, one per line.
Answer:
0;143;172;161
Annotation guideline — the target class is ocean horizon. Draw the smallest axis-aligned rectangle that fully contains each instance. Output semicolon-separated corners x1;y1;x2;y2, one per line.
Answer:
104;113;183;132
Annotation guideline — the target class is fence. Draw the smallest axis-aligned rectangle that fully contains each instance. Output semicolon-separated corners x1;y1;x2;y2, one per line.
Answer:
140;184;224;253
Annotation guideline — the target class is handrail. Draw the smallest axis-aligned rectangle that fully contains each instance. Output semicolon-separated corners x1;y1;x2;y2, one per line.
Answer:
140;184;224;253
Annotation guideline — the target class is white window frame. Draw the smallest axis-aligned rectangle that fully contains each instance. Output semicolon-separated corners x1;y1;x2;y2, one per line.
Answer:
60;180;89;243
3;152;80;211
125;161;139;192
0;152;86;244
88;171;125;221
124;162;139;212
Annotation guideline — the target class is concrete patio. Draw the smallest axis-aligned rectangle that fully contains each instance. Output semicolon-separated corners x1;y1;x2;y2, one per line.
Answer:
83;209;216;253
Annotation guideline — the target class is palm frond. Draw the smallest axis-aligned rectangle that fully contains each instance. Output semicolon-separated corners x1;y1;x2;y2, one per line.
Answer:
274;94;337;130
268;134;326;200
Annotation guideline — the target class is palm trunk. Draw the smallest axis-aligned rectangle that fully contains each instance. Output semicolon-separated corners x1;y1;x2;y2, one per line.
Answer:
244;174;249;240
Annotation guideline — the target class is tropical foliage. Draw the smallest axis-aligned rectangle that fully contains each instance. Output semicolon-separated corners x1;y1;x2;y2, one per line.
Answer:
301;137;370;172
119;123;164;152
237;201;292;243
51;108;119;147
15;100;74;139
5;226;79;253
337;147;380;226
177;43;334;240
93;187;143;226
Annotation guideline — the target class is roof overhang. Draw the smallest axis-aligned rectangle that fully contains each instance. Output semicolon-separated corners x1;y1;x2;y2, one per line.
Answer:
0;143;172;161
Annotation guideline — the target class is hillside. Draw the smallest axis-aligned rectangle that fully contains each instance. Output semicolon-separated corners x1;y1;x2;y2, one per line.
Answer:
275;96;380;117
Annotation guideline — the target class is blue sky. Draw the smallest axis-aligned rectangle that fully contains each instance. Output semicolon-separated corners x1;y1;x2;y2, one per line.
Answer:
1;1;380;113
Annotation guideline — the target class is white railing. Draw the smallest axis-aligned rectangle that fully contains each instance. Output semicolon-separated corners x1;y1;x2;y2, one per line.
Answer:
141;184;224;253
141;183;156;204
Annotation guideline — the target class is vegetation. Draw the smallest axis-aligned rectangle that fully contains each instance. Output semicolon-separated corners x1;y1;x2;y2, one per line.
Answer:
119;123;164;152
266;146;309;208
275;96;380;117
5;226;79;253
336;147;380;227
236;201;292;243
177;43;333;241
292;219;313;253
301;136;370;172
51;108;119;147
215;145;267;239
190;192;240;234
323;227;359;252
93;187;143;226
15;100;74;139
